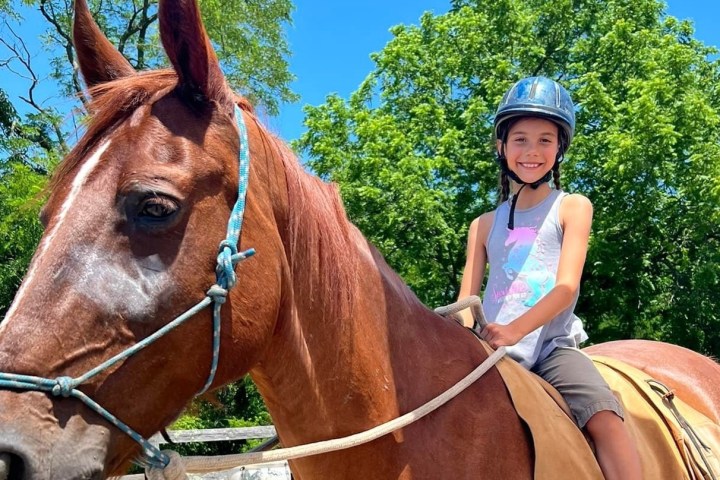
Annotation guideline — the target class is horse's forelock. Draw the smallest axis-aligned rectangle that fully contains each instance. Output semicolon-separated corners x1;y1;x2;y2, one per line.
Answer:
47;71;175;197
48;71;255;199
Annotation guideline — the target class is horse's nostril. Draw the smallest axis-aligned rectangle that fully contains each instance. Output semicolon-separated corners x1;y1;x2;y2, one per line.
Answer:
0;453;25;480
0;453;8;480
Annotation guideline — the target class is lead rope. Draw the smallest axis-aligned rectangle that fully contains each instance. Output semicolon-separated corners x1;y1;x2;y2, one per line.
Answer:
147;298;503;478
148;348;507;477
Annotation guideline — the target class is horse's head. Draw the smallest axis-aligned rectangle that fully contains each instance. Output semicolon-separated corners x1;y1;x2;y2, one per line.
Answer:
0;0;289;476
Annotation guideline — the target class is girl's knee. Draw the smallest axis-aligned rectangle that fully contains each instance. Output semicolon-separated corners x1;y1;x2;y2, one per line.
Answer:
585;410;624;436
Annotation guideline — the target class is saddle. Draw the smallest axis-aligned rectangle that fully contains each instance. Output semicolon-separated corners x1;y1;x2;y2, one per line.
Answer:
593;355;720;480
436;298;719;479
480;341;720;480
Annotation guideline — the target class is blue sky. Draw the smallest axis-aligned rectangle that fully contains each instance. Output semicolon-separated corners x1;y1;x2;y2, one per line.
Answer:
274;0;720;142
1;1;719;144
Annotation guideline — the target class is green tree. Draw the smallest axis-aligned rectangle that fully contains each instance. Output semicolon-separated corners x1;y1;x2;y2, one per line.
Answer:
0;88;55;315
24;0;296;115
171;377;273;456
297;0;720;356
0;164;46;313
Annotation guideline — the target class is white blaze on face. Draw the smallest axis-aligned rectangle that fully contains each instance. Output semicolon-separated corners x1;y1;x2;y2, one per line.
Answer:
71;247;170;319
0;141;111;332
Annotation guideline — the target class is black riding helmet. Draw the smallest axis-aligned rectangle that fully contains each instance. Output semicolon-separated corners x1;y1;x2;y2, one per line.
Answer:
494;76;576;229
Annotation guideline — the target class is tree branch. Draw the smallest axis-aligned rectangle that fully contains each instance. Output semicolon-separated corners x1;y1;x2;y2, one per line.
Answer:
39;0;84;102
0;28;42;115
0;16;68;155
136;1;157;69
117;1;142;55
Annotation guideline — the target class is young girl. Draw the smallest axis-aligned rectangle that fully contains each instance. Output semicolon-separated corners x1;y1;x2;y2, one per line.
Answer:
457;76;642;480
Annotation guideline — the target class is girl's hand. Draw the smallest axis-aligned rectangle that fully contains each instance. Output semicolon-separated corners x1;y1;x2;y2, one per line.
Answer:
480;323;524;349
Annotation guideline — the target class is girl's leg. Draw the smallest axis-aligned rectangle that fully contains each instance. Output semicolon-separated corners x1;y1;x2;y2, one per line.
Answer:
585;410;642;480
533;348;642;479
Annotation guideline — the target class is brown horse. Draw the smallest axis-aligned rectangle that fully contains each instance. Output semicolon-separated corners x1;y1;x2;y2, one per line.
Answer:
0;0;718;478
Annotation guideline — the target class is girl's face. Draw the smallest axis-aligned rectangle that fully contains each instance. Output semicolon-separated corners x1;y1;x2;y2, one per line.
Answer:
497;117;560;184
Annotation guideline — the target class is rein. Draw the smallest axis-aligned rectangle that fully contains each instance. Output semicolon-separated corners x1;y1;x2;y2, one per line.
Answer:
144;347;507;477
0;105;254;469
144;299;505;477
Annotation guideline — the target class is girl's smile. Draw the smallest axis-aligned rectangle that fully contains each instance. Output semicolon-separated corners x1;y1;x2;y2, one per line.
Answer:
517;162;543;169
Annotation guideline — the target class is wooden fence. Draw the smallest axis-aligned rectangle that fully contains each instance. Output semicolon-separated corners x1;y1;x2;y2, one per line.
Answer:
118;426;291;479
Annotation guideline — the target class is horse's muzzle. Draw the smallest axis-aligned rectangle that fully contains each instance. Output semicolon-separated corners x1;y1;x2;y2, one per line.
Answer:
0;434;106;480
0;433;35;480
0;391;108;480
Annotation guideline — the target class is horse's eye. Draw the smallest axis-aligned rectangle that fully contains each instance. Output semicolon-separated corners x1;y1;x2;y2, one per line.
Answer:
138;196;179;220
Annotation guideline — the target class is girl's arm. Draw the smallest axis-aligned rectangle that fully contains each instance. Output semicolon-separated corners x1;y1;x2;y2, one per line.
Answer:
483;194;593;348
457;212;494;327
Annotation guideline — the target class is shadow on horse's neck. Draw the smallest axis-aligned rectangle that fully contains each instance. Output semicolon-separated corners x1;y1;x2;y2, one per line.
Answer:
250;131;469;445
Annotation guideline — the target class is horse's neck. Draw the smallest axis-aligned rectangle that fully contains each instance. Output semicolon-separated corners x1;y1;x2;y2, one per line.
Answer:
252;222;473;445
243;150;496;447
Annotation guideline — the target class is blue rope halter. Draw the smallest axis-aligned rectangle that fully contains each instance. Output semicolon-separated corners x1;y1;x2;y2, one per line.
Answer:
0;105;254;469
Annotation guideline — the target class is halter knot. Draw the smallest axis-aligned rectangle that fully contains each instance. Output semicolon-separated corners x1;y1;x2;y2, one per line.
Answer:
216;241;238;289
51;376;75;397
207;284;228;304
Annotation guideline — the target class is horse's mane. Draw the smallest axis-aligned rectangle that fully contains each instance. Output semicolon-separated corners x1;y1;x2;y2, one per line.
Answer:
250;125;359;322
48;70;358;322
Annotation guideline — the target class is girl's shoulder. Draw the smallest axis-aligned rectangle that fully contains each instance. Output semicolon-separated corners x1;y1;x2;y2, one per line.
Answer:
559;192;593;209
469;210;496;247
559;192;593;227
476;210;497;233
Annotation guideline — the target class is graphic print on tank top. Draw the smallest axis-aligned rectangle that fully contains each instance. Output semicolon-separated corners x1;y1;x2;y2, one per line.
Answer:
497;224;556;308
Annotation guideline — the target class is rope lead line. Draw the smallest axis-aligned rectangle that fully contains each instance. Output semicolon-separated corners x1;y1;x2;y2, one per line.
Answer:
0;105;254;469
149;346;508;475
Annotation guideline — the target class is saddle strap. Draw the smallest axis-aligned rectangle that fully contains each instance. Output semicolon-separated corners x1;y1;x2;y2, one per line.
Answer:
647;379;719;480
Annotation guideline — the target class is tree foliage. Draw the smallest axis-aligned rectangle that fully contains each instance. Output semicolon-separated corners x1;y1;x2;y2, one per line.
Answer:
170;377;272;456
0;161;46;314
0;89;55;315
297;0;720;356
18;0;297;115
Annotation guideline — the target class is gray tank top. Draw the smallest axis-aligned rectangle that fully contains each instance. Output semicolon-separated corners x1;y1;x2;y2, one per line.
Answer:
482;189;588;368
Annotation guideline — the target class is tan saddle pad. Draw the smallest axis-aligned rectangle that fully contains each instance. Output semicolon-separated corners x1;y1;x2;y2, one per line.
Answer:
593;355;720;480
482;342;720;479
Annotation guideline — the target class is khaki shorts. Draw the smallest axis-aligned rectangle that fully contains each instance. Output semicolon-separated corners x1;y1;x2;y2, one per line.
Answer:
531;347;624;428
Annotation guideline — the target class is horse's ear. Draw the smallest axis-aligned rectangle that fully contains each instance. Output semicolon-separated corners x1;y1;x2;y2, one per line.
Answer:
158;0;233;113
73;0;135;89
